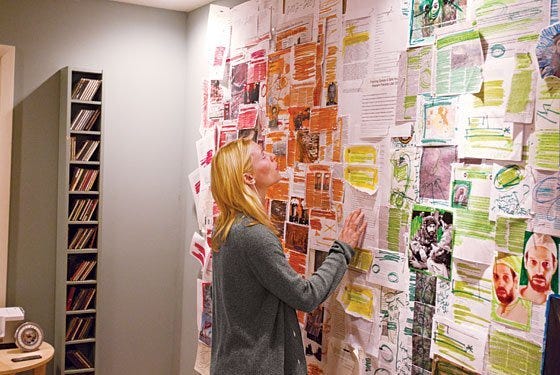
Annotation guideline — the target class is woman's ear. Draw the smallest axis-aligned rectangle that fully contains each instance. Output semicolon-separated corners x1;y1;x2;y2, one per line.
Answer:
243;173;255;186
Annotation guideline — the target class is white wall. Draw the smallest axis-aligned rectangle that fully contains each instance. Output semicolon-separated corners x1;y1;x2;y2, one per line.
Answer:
0;0;190;373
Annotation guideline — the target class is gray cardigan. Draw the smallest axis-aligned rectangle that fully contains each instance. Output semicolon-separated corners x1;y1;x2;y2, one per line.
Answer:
210;216;354;375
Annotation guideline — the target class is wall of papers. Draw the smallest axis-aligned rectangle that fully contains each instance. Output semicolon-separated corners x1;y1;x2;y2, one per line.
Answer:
189;0;560;374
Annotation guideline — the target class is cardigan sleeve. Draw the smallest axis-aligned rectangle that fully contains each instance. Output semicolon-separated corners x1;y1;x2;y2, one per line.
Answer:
237;223;354;313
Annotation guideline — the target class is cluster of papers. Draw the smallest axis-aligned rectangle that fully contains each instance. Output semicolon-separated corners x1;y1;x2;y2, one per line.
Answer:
189;0;560;374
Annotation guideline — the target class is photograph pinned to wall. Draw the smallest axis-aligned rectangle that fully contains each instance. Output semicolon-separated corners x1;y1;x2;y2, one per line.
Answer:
419;146;456;202
198;281;212;346
266;48;292;111
269;199;288;237
304;306;325;365
305;164;332;210
243;81;260;104
288;196;309;225
285;222;309;254
409;0;468;47
264;131;288;171
325;81;338;106
238;127;258;142
296;129;320;163
542;294;560;374
208;79;229;119
230;62;248;119
451;180;471;208
217;121;237;148
289;106;311;131
491;252;532;331
408;205;454;280
520;232;559;305
536;22;560;79
314;250;328;272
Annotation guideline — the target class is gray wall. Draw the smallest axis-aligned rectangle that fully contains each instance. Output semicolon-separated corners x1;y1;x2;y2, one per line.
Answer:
0;0;197;373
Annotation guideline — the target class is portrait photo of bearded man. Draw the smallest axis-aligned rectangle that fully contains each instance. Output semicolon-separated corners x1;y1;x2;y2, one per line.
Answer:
491;253;531;330
520;232;559;305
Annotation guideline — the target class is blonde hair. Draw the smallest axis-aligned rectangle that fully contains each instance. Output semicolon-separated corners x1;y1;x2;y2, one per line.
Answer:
210;138;276;251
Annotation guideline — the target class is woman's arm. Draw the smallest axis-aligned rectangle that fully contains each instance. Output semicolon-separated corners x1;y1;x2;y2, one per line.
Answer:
240;210;366;312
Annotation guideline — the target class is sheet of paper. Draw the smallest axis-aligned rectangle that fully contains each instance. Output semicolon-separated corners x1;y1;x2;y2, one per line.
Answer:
377;206;410;253
388;145;420;210
434;28;483;96
451;163;492;211
395;46;433;121
373;287;413;374
341;16;372;86
475;0;550;60
308;209;338;251
367;248;410;291
418;146;456;204
489;163;534;220
275;15;315;51
370;1;410;77
529;77;560;170
206;5;232;80
338;282;376;321
345;285;382;356
453;209;496;265
194;342;211;375
195;131;214;188
530;169;560;236
348;248;374;273
430;317;488;373
435;277;453;319
505;50;538;123
343;184;378;250
487;326;542;374
325;337;360;375
230;0;259;51
495;217;528;254
451;259;493;329
456;57;524;160
359;76;398;138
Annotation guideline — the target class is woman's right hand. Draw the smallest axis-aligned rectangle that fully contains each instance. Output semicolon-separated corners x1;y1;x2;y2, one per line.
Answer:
338;209;367;248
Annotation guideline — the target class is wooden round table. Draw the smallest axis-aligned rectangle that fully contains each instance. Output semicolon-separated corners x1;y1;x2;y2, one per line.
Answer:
0;342;54;375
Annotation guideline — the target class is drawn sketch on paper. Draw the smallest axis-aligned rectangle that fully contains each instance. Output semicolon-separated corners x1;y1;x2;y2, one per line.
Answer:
409;206;454;280
389;147;418;209
419;146;456;202
490;164;532;219
417;95;457;145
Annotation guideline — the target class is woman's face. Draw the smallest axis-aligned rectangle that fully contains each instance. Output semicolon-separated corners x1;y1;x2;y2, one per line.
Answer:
249;142;281;190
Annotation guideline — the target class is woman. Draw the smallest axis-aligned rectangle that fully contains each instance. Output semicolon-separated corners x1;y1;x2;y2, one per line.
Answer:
210;138;366;375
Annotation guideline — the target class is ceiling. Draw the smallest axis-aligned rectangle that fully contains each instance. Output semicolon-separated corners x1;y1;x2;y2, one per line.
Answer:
111;0;214;12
